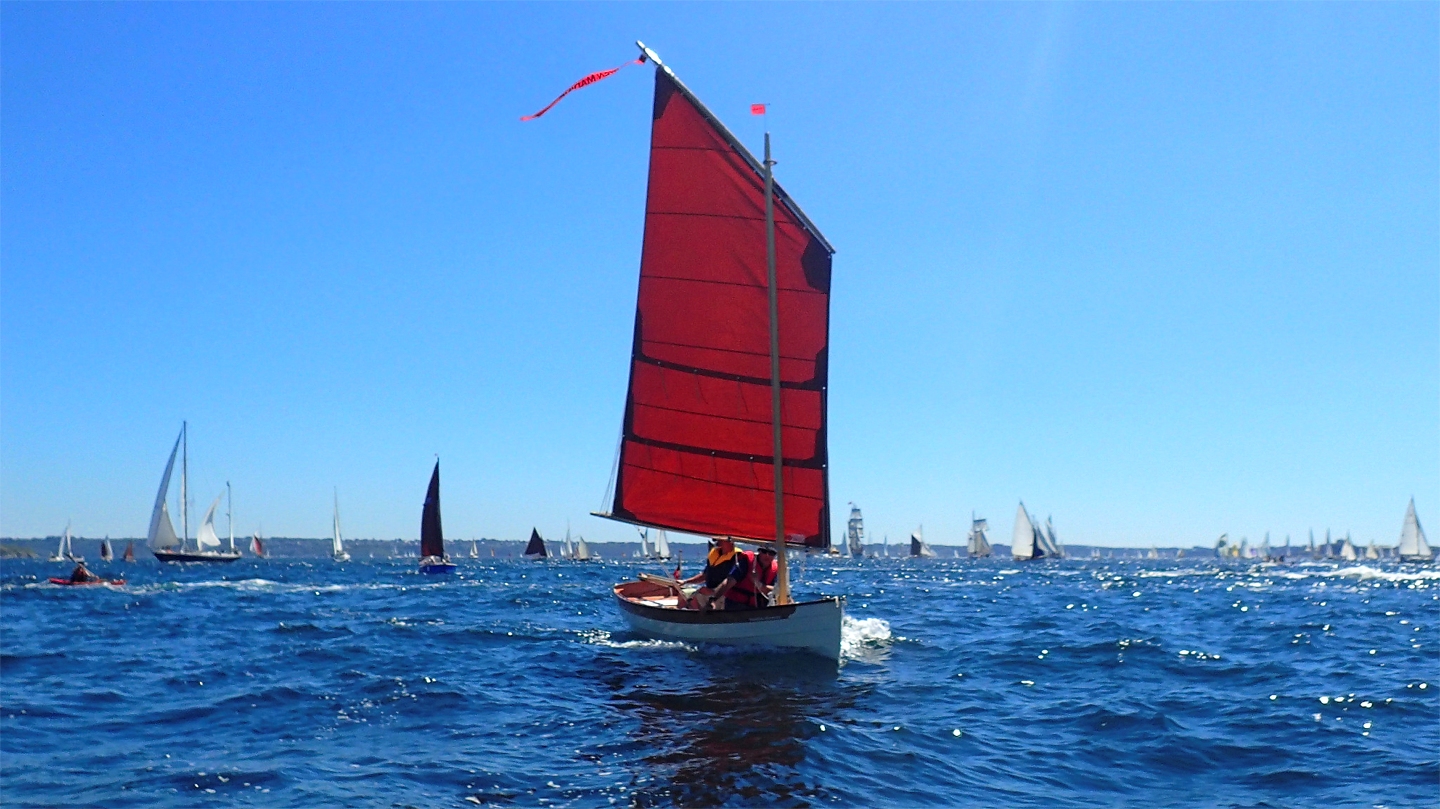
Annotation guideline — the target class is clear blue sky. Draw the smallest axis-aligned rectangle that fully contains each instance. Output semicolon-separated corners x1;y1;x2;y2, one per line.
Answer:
3;3;1435;547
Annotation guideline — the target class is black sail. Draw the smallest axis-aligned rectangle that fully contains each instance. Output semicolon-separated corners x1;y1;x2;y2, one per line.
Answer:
420;461;444;558
524;528;547;558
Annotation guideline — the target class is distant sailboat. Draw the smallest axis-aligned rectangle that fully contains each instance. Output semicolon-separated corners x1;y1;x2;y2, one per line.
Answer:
1340;532;1357;562
122;541;135;562
1176;548;1185;559
523;528;548;560
332;489;350;562
1397;499;1431;562
1365;540;1379;560
967;514;992;558
1012;502;1045;561
636;528;651;559
418;460;455;574
561;525;574;560
653;529;672;561
573;533;593;562
49;522;81;563
250;531;266;559
1147;546;1159;560
150;424;240;563
469;540;479;559
100;538;113;562
1043;516;1064;559
847;504;866;558
910;526;936;558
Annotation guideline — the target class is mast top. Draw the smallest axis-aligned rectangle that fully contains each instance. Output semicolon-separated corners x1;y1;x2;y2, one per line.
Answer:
634;41;834;256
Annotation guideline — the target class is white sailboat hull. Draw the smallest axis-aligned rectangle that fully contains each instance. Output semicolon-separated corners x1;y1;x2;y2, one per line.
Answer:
614;581;843;660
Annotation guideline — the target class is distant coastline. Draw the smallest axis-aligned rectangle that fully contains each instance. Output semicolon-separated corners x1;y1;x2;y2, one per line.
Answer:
1;536;1220;560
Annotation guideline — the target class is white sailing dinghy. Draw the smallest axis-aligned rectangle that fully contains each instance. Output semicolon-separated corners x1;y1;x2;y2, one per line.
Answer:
1340;532;1357;562
1397;498;1431;562
592;44;844;660
49;522;81;563
100;538;113;563
652;529;672;561
151;424;241;563
847;504;866;558
967;514;992;558
332;489;350;562
910;526;937;558
573;534;593;562
469;540;479;559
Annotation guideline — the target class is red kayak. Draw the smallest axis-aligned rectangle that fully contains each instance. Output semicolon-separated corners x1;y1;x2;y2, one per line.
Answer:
48;577;125;587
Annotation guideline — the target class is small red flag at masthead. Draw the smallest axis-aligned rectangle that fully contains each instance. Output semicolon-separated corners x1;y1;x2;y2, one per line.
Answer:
750;104;766;116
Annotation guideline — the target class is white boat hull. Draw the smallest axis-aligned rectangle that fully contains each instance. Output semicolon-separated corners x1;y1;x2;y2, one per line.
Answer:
614;580;843;660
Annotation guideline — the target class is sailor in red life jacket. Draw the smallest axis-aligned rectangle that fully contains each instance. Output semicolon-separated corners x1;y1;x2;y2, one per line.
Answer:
753;546;780;606
719;549;760;609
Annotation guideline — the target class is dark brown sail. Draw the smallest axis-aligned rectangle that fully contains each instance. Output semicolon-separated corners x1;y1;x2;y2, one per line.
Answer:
523;528;547;558
420;461;444;559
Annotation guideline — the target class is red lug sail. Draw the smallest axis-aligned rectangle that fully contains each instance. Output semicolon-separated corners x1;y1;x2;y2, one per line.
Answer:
609;67;835;548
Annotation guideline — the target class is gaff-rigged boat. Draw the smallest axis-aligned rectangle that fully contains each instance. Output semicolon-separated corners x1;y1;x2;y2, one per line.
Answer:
523;528;548;560
418;460;455;574
592;44;843;660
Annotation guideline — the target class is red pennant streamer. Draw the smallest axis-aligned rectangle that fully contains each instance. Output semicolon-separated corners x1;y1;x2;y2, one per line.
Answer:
521;57;645;121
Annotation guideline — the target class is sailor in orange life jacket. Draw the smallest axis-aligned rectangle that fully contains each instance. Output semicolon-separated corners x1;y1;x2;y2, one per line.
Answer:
679;538;737;611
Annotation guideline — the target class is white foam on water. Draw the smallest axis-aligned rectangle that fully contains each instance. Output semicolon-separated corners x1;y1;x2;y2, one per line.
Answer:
841;616;892;660
579;628;694;652
1326;565;1440;582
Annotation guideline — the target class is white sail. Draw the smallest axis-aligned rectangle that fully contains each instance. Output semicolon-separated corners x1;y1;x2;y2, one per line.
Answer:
332;490;350;561
1398;499;1430;560
1340;534;1357;561
654;529;672;560
847;504;866;558
575;535;592;561
910;526;936;558
637;529;651;558
469;540;479;558
148;428;184;550
196;492;224;549
968;516;992;557
100;538;113;562
1043;517;1063;558
1365;541;1379;560
50;522;77;562
1012;502;1037;560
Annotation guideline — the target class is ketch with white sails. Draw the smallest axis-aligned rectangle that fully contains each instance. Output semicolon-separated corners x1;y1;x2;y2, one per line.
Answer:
150;424;241;563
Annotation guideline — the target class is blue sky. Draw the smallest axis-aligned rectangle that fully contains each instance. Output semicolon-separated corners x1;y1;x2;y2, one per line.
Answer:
2;3;1435;547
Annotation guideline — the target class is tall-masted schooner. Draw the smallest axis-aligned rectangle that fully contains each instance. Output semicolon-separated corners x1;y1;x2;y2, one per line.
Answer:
595;44;843;659
150;423;241;563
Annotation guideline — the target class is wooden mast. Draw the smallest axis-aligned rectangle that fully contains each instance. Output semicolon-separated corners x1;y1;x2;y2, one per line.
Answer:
763;132;791;606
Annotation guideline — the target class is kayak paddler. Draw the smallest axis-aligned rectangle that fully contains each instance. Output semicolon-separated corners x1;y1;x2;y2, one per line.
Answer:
69;561;99;584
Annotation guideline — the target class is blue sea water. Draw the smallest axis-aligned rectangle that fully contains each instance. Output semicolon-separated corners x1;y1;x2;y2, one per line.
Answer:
1;556;1435;808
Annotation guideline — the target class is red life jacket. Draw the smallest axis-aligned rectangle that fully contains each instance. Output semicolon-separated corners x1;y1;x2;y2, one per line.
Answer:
724;551;760;608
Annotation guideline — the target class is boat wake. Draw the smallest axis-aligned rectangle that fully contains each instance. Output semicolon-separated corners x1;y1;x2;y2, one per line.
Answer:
841;616;892;661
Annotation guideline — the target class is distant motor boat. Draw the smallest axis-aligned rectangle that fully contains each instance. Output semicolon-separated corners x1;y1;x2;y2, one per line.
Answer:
417;460;455;574
149;424;241;563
